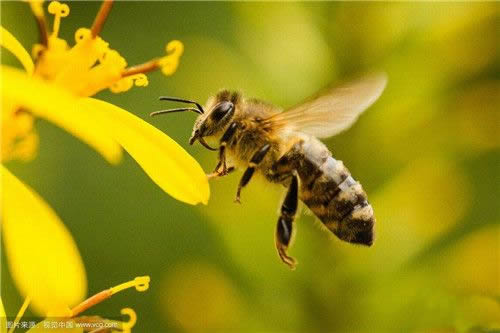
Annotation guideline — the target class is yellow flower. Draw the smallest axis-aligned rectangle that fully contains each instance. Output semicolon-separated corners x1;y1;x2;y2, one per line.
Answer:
0;0;208;324
1;0;209;204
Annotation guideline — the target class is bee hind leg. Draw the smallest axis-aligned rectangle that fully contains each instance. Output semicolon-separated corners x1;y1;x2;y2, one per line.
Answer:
275;174;298;270
234;143;271;203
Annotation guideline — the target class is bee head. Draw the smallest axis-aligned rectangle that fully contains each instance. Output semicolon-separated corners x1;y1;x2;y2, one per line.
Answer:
188;90;240;149
152;91;240;150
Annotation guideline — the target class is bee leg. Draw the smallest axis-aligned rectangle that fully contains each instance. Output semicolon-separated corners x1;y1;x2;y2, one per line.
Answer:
234;143;271;203
212;122;239;177
276;174;298;270
207;166;235;179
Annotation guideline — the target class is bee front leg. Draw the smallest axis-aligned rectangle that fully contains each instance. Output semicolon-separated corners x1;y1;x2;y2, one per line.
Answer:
207;166;235;179
276;174;298;270
234;143;271;203
208;122;238;178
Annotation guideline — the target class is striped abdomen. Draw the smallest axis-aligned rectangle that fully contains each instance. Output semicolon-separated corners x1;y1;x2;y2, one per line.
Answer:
295;140;375;246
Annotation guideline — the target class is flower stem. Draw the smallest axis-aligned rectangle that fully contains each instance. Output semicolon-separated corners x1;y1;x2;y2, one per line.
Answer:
91;0;114;38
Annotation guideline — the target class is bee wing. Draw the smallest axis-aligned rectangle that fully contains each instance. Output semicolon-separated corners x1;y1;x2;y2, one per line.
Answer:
267;72;387;138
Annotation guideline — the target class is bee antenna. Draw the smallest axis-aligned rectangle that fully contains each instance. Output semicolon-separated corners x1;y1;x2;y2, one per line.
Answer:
159;96;205;114
150;107;202;117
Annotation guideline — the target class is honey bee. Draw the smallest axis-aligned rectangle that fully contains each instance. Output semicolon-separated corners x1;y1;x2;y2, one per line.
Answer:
152;73;387;269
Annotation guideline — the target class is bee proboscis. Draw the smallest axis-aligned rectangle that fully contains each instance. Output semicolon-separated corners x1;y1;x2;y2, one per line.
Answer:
152;72;387;269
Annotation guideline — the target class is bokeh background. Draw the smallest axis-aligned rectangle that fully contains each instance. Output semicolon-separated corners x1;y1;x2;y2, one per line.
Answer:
2;1;499;332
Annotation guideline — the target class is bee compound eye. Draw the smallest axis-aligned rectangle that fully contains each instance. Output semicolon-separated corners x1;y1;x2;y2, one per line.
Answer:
211;101;234;121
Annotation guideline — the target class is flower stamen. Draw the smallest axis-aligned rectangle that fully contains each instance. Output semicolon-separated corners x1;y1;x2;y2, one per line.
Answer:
69;276;150;317
28;0;49;46
121;40;184;78
121;58;161;78
91;0;114;38
70;290;112;318
110;276;150;295
8;297;30;333
158;40;184;76
47;1;69;38
120;308;137;333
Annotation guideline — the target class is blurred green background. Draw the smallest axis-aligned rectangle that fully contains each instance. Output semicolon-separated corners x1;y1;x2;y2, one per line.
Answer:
2;1;499;332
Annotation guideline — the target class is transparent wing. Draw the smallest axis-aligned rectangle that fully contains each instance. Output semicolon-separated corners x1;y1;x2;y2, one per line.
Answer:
267;72;387;138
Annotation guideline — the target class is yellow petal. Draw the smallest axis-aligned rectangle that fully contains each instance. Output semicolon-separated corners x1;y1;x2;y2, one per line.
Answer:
77;98;210;205
1;66;122;164
1;166;87;315
0;26;34;75
0;298;6;333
